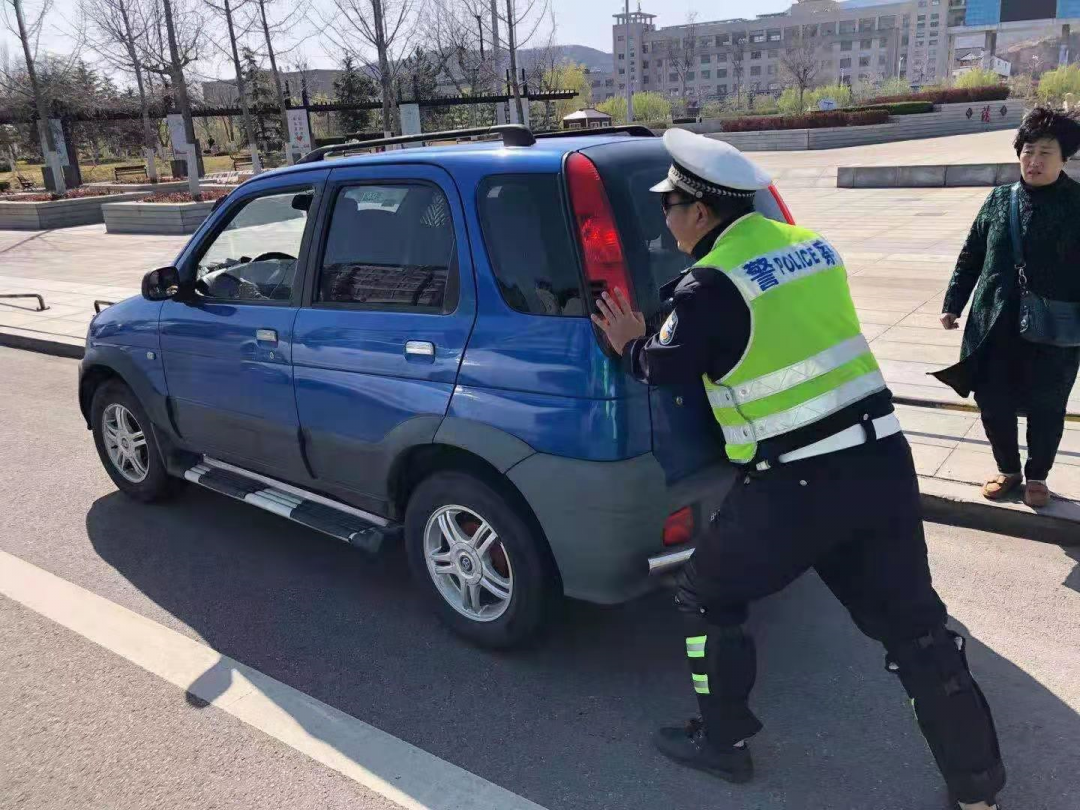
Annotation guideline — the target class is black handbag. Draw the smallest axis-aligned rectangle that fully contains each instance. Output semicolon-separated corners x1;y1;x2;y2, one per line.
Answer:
1009;183;1080;348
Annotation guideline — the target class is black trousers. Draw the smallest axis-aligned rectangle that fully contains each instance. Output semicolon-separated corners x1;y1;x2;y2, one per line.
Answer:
676;434;1005;803
972;318;1079;481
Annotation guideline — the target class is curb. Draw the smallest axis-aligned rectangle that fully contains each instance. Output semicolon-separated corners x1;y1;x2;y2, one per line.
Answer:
919;477;1080;545
0;330;84;359
894;397;1080;425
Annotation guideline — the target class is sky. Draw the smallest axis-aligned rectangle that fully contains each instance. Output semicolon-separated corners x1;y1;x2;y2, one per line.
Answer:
1;0;795;83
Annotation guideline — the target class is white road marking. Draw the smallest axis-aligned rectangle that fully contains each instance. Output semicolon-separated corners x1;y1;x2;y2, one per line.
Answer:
0;550;546;810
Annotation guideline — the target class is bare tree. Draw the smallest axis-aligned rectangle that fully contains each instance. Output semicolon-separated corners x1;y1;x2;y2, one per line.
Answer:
730;30;746;109
423;0;494;126
499;0;548;124
664;12;697;110
780;37;819;111
249;0;309;162
204;0;262;172
81;0;163;180
320;0;419;136
135;0;202;186
203;82;237;143
1;0;67;191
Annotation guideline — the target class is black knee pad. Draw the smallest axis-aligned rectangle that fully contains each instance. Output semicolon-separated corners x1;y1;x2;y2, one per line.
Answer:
885;628;1005;804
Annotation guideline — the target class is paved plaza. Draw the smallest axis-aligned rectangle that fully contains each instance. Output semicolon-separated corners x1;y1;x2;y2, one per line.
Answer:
1;131;1077;507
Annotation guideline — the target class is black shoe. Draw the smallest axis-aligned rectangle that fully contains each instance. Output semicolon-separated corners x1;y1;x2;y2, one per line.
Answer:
653;717;753;784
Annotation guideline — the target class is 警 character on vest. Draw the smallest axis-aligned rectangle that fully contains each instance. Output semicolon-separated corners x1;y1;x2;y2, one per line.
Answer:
591;129;1006;810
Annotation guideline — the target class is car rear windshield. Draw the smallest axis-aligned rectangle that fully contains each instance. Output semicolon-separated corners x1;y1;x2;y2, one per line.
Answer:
477;174;585;317
585;140;692;325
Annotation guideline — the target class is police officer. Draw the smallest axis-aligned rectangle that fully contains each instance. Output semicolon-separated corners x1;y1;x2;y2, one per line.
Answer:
592;129;1005;810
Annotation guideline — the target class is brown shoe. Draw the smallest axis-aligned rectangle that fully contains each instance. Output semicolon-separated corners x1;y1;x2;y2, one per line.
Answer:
982;473;1023;501
1024;481;1051;508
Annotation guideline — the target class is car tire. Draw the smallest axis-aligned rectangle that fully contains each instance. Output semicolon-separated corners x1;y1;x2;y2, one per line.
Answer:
405;471;558;649
91;380;179;503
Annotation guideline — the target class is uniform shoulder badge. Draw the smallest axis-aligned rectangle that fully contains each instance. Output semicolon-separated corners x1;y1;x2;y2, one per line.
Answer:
659;311;678;345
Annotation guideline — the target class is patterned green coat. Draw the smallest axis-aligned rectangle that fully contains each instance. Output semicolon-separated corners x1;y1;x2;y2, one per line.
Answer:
933;173;1080;401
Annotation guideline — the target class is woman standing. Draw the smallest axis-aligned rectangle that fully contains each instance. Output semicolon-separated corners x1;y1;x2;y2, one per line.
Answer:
934;107;1080;507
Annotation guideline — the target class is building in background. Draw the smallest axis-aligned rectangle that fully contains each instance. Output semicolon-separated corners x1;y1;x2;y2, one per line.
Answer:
611;0;953;107
585;67;618;101
947;1;1078;76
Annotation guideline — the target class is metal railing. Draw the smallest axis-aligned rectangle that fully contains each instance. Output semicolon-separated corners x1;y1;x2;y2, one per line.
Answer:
0;293;48;312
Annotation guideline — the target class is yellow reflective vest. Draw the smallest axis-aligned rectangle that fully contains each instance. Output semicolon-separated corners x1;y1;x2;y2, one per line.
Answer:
697;213;885;464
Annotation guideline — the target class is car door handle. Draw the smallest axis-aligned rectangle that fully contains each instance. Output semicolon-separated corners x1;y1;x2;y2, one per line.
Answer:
405;340;435;357
256;328;278;345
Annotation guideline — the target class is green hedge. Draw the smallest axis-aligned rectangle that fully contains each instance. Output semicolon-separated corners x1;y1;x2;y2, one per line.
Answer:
721;109;889;132
864;86;1009;106
846;101;936;115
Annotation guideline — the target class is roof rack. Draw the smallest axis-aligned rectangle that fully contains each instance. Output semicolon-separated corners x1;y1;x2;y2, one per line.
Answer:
533;125;658;140
296;124;536;164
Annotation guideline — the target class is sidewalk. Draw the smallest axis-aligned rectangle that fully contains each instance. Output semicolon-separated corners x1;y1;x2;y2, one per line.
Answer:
897;403;1080;536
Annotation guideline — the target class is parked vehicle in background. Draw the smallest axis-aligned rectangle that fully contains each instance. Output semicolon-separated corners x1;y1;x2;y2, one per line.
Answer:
79;125;796;647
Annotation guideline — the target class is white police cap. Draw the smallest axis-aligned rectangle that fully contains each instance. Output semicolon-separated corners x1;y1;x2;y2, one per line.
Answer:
650;128;773;199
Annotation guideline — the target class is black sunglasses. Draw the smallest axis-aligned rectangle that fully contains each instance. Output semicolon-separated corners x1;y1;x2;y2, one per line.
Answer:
661;196;697;214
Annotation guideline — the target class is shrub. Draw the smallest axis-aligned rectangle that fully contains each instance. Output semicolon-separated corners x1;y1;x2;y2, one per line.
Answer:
1037;64;1080;105
863;85;1009;106
777;87;805;115
721;109;888;132
700;100;725;119
806;83;854;110
846;101;935;115
751;94;779;114
141;187;231;203
632;91;673;122
955;68;1002;89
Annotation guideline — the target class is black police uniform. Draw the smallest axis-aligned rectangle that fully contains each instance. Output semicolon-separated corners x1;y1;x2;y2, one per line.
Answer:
621;215;1006;806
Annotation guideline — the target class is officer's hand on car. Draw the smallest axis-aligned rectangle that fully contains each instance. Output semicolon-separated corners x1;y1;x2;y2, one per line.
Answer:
592;288;646;356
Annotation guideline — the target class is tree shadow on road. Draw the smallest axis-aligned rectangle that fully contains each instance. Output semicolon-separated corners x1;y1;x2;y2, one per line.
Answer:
87;489;1080;810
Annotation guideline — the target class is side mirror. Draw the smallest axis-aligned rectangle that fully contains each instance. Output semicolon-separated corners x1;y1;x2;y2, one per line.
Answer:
142;266;181;301
291;192;313;212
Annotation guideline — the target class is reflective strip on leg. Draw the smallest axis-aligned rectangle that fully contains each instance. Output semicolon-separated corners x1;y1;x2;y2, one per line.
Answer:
692;673;710;695
686;636;706;659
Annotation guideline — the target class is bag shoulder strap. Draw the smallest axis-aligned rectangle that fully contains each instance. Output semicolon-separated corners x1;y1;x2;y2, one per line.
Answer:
1009;182;1025;271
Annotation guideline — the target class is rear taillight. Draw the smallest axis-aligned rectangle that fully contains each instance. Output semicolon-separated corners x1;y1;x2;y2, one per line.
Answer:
566;152;635;305
662;507;694;547
769;184;795;225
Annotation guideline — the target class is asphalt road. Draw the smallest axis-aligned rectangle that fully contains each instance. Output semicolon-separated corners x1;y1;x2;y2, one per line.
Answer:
2;344;1079;810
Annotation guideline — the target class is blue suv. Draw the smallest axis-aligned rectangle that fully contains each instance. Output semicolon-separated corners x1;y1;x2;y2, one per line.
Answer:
79;125;794;647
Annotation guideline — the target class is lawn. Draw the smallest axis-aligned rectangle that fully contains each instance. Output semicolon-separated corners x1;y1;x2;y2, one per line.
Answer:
1;155;240;190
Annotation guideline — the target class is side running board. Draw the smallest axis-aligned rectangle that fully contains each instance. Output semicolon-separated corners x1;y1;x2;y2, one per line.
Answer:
184;457;398;554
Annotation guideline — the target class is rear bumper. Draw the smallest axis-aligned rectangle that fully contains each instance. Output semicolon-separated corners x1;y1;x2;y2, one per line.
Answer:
647;547;696;575
507;452;735;604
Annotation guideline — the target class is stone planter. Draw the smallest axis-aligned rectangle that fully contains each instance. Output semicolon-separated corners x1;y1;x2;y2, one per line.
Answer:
102;198;217;235
86;180;190;194
0;192;149;231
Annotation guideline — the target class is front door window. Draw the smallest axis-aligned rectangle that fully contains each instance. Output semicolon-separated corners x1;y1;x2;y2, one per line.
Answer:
195;188;314;302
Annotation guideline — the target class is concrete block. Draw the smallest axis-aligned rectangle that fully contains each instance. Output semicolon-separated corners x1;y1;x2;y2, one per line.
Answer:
897;165;946;187
102;199;214;235
837;167;856;188
995;163;1022;185
851;166;900;188
945;164;999;187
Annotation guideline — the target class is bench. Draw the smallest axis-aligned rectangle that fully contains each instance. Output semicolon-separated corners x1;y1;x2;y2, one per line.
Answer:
114;164;148;182
232;155;254;171
16;174;35;190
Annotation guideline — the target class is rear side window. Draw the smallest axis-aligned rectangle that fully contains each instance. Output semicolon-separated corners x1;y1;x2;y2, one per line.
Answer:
477;175;584;317
317;183;459;313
